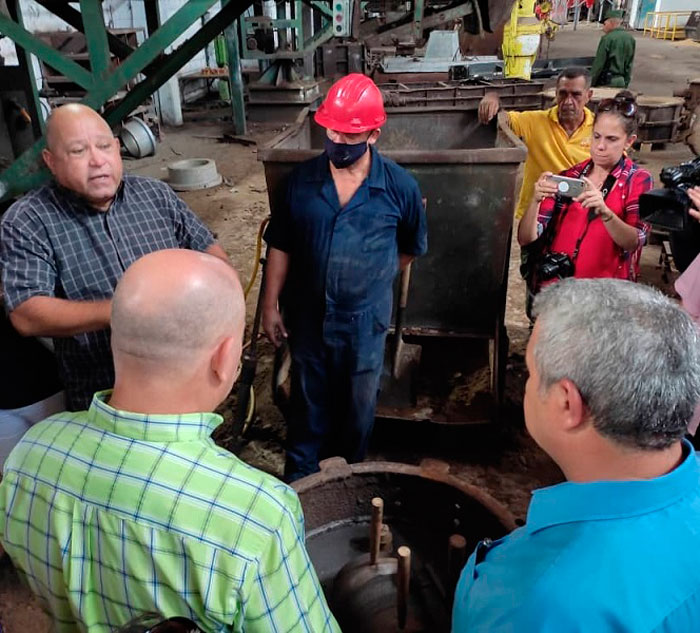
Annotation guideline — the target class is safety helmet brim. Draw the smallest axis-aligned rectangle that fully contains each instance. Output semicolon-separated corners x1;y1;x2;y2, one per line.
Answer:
314;107;386;134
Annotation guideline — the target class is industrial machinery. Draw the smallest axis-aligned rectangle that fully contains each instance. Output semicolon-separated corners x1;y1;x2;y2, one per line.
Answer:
293;457;516;631
0;0;524;201
501;0;543;79
238;0;531;121
0;0;257;201
239;0;544;95
238;0;515;69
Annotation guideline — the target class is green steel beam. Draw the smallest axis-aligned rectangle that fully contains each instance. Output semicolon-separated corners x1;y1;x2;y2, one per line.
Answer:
0;0;254;201
309;0;333;19
414;0;425;40
81;0;220;104
34;0;139;65
0;143;48;200
303;20;333;51
0;14;94;89
79;0;111;77
293;0;303;48
102;0;251;125
223;14;246;135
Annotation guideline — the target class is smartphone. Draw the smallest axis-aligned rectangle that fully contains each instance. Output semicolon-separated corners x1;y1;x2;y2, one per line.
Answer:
548;175;586;198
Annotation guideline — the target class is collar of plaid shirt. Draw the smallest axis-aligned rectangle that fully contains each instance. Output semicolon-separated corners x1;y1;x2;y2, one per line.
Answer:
53;178;127;213
88;390;223;442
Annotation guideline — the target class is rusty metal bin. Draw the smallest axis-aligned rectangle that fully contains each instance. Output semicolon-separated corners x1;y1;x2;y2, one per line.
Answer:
259;108;526;425
378;78;546;111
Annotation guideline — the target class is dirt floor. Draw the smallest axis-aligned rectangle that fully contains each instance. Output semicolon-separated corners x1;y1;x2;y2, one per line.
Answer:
2;24;700;632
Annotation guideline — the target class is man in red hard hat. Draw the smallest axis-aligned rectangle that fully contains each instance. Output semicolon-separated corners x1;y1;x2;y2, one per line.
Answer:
263;73;428;482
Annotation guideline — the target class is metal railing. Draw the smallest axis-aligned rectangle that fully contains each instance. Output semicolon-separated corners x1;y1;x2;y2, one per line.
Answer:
643;11;692;41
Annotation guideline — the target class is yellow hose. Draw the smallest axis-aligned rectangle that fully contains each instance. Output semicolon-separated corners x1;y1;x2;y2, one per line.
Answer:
244;216;270;300
238;215;270;433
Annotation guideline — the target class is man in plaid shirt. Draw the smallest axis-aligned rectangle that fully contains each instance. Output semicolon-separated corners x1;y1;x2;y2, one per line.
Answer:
0;104;229;411
0;249;339;633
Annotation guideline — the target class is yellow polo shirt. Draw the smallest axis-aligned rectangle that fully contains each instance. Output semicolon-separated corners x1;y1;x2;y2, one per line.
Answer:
508;106;594;219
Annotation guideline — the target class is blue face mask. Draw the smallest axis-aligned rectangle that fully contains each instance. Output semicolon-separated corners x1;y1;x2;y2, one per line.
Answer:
324;136;369;169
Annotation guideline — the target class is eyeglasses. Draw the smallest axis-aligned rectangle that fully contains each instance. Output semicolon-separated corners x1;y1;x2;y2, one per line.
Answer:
114;614;203;633
597;97;637;118
148;618;202;633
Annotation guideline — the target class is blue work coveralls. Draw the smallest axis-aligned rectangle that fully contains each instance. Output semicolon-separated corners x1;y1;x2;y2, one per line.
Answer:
264;146;427;481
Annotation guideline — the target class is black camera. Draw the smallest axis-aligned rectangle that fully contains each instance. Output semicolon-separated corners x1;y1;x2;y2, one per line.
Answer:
661;158;700;190
537;251;575;282
639;157;700;231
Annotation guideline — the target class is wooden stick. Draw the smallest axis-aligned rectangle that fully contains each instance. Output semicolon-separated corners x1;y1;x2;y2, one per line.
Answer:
397;545;411;630
370;497;384;565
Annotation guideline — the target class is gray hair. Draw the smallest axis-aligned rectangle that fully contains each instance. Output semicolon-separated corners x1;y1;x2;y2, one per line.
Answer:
532;278;700;449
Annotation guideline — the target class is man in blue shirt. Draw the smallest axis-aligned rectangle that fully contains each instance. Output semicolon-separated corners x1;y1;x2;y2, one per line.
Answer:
263;74;427;482
453;278;700;632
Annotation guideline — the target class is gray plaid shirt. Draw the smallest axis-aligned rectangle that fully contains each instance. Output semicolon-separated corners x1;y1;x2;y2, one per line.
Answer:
1;175;215;410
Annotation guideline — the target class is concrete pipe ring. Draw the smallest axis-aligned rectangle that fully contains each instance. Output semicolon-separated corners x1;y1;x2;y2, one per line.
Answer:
167;158;223;191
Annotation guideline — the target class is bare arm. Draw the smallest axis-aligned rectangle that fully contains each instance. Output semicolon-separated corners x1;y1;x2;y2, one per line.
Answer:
262;247;290;347
10;296;112;337
205;242;231;264
689;187;700;222
518;172;558;246
599;211;640;252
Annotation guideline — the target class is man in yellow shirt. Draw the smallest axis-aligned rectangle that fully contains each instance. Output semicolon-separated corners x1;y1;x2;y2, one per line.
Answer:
478;68;594;219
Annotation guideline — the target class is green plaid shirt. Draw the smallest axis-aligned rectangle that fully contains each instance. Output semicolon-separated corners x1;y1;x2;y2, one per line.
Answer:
0;391;339;633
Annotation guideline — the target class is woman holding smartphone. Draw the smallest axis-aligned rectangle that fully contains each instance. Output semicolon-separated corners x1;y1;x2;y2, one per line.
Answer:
518;91;652;288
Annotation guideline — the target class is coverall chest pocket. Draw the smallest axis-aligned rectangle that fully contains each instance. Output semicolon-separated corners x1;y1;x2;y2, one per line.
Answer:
359;205;398;254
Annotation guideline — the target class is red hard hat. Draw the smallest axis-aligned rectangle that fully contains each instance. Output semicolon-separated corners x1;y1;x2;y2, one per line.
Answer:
314;73;387;134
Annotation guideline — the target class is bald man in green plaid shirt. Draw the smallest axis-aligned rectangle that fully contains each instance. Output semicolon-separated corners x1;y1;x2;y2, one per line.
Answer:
0;249;339;633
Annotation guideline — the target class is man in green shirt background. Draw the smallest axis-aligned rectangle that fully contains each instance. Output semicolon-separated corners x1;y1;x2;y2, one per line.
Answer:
591;10;636;88
0;249;339;633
